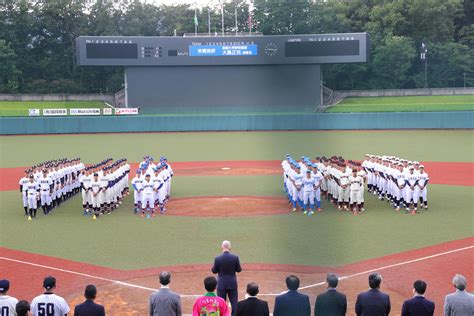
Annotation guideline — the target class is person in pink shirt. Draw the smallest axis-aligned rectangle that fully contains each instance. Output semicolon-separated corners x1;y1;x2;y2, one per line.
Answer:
193;276;230;316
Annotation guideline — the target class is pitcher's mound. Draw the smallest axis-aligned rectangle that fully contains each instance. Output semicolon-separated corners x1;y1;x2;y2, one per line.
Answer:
167;196;290;217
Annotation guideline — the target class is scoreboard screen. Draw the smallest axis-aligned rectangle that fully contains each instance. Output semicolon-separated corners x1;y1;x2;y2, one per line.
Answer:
86;43;138;59
285;40;359;57
76;33;369;66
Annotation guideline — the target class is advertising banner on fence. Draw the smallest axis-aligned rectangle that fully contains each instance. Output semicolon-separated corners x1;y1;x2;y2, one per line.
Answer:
103;108;112;115
28;109;40;116
43;109;67;116
70;108;101;116
115;108;139;115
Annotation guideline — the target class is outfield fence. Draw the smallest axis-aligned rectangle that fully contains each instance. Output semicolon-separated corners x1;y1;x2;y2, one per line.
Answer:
1;111;473;134
334;87;474;98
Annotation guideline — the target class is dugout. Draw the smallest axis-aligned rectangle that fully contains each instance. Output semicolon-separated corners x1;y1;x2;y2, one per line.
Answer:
76;33;369;114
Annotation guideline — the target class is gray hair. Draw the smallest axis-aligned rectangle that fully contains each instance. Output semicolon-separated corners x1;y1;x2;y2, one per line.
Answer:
452;274;467;291
222;240;231;250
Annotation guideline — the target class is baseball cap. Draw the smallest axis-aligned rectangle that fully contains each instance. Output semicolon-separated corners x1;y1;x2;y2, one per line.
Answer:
93;173;98;176
306;170;311;173
29;174;34;178
409;166;415;170
419;165;425;168
0;279;10;292
43;276;56;290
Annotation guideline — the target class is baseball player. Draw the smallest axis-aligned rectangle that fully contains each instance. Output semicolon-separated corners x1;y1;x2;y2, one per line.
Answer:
393;163;406;211
289;165;304;212
141;174;156;217
131;169;144;213
311;164;324;212
90;173;104;217
349;168;364;213
19;170;30;216
417;165;429;209
404;166;419;214
80;168;92;216
161;156;174;199
31;276;69;316
0;279;18;316
38;169;53;215
25;174;40;218
302;170;316;215
338;164;350;211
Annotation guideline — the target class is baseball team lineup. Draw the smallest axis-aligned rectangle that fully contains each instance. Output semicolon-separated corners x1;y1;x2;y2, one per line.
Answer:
282;154;429;215
18;153;430;219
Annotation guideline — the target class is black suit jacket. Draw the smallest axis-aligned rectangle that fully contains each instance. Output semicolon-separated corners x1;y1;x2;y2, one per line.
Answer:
74;300;105;316
401;296;435;316
212;251;242;290
273;290;311;316
315;288;347;316
236;297;270;316
355;289;391;316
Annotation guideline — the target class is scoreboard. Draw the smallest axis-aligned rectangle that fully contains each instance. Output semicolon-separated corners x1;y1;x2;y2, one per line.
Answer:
76;33;369;66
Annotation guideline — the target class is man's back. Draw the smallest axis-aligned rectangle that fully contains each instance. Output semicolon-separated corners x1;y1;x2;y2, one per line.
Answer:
236;297;269;316
31;293;70;316
444;291;474;316
74;300;105;316
401;296;434;316
0;295;19;316
274;290;311;316
315;289;347;316
212;252;242;289
355;289;391;316
149;288;182;316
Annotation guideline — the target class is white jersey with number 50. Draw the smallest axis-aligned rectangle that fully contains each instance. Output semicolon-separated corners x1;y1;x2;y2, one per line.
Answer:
31;293;70;316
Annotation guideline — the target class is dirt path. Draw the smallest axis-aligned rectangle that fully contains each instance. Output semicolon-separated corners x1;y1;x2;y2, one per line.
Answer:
1;160;472;191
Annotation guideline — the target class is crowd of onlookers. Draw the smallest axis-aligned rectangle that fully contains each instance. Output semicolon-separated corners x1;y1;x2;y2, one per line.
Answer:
1;272;473;316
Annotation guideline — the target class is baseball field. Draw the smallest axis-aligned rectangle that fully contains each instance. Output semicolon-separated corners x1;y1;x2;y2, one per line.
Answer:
0;129;473;315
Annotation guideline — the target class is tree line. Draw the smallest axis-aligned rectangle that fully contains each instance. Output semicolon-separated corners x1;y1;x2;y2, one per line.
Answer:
0;0;472;94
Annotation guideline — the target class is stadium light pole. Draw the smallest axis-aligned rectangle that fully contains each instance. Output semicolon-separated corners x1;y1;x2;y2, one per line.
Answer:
463;72;467;88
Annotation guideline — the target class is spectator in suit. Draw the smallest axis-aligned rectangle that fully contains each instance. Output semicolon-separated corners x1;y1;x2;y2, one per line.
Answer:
73;284;105;316
149;271;182;316
16;300;30;316
444;274;474;316
273;275;311;316
401;280;435;316
212;240;242;315
355;273;391;316
315;273;347;316
235;282;270;316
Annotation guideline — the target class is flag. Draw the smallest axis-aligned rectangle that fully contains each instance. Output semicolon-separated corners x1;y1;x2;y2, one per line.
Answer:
194;9;199;26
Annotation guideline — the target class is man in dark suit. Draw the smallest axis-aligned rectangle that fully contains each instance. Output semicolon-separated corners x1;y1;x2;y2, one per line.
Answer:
212;240;242;315
74;284;105;316
236;282;269;316
273;275;311;316
355;273;391;316
315;273;347;316
149;271;182;316
401;280;435;316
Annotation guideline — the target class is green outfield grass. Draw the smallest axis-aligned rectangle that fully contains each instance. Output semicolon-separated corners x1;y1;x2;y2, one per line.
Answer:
0;183;472;269
0;130;473;270
326;95;474;113
0;101;107;116
0;130;472;168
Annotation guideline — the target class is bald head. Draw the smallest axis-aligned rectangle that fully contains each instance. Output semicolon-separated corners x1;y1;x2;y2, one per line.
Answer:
222;240;231;251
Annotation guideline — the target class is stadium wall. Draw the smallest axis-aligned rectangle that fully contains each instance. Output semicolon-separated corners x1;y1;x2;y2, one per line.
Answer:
1;111;473;134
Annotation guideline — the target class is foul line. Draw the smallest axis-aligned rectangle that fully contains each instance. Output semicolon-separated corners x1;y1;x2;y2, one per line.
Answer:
1;244;472;298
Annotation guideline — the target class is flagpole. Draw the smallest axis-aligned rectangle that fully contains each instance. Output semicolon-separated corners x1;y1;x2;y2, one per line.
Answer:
208;8;211;36
220;0;225;36
194;7;198;36
248;2;252;35
235;6;238;35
